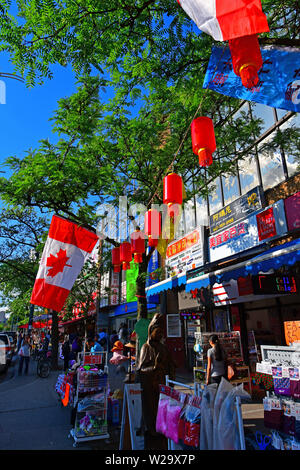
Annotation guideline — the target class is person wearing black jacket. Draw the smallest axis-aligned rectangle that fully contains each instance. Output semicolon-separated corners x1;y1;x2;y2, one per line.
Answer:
62;335;70;371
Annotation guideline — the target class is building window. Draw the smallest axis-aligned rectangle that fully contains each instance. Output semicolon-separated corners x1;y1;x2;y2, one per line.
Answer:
184;199;196;232
257;131;285;190
249;102;276;134
208;177;223;215
222;173;240;205
195;195;209;227
276;108;289;121
279;113;300;178
238;153;260;194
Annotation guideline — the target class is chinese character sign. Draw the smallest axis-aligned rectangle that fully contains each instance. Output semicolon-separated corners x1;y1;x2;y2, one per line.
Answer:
203;46;300;112
166;227;204;276
256;207;277;241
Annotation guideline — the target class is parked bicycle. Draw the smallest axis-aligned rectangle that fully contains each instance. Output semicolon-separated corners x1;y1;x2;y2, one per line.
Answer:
36;350;52;378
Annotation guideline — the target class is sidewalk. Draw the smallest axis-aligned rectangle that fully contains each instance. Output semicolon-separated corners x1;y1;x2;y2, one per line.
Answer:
0;356;268;451
0;355;77;450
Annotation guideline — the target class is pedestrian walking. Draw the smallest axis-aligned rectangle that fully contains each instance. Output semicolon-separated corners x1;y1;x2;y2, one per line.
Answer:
18;336;31;375
17;332;24;352
62;335;71;371
206;334;227;385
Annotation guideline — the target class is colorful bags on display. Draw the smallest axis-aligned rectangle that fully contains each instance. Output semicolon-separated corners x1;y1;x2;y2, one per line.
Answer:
263;396;283;431
156;385;187;444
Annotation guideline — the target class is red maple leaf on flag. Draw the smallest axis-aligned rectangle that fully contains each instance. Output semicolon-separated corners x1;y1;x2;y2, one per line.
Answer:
46;249;72;277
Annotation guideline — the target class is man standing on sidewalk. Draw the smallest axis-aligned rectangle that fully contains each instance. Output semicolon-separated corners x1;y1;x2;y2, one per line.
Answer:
18;336;31;375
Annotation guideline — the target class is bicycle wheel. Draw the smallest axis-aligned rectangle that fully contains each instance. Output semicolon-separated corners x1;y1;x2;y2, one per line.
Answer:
37;360;50;378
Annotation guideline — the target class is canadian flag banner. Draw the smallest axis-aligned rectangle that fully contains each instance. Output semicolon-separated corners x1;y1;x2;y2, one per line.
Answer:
177;0;269;41
30;215;99;312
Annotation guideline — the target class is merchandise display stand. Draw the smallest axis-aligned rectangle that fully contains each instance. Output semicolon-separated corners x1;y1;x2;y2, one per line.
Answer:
165;375;198;450
165;375;246;450
69;352;109;447
256;344;300;450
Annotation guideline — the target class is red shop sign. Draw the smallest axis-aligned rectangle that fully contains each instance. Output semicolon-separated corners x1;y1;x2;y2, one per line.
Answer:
237;276;253;296
284;191;300;232
256;207;277;241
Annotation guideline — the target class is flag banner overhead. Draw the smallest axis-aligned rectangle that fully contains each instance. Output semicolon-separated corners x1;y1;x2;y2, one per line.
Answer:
30;215;98;312
203;46;300;112
177;0;269;41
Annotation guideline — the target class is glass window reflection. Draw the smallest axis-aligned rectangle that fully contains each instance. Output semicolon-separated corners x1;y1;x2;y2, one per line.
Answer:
195;196;209;227
258;132;285;190
280;113;300;178
222;173;240;205
208;178;223;216
238;154;259;194
250;102;275;134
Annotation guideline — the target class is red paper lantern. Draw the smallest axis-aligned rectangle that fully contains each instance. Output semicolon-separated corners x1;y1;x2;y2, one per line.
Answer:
191;117;216;167
163;173;183;205
163;173;183;222
112;247;121;273
228;34;263;89
130;230;145;263
144;209;162;248
120;242;132;270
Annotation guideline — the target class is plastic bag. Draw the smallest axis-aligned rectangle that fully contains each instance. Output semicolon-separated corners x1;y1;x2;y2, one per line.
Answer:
183;395;202;449
200;384;218;450
215;384;251;450
165;397;183;444
213;377;233;450
156;392;169;436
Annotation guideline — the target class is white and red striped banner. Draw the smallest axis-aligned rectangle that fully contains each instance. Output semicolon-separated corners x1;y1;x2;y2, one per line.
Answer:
30;215;98;312
177;0;269;41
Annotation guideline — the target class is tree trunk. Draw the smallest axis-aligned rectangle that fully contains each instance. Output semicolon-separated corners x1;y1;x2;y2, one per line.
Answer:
51;310;59;370
136;256;148;321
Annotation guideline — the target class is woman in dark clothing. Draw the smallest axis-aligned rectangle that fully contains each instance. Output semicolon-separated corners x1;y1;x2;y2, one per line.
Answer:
62;335;70;371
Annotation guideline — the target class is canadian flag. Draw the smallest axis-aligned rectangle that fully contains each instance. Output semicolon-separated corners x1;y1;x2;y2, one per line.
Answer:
177;0;269;41
30;215;98;312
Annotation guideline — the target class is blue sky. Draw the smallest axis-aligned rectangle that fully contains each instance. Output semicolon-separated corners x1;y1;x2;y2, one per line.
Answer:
0;52;78;176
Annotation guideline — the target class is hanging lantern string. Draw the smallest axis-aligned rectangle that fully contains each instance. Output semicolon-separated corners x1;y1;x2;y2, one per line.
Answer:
147;45;228;209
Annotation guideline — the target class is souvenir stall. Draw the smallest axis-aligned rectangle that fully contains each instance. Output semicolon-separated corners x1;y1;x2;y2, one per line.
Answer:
154;375;250;451
255;342;300;450
68;351;110;447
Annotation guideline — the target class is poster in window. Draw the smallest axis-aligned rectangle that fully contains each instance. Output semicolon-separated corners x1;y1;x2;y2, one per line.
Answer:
167;314;181;338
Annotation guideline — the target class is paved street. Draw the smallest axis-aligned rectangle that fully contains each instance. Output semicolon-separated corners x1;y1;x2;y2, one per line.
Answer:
0;353;124;451
0;353;268;451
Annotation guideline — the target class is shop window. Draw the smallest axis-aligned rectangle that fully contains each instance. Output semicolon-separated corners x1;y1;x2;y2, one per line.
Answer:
222;173;240;205
238;153;260;194
258;131;285;190
279;113;300;178
195;196;209;227
208;177;223;216
250;102;276;134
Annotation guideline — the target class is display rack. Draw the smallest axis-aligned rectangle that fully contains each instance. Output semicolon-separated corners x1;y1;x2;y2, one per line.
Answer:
193;331;252;394
165;375;246;450
257;344;300;450
69;352;109;447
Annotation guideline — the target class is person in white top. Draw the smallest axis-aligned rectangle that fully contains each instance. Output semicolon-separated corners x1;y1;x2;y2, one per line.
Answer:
18;336;31;375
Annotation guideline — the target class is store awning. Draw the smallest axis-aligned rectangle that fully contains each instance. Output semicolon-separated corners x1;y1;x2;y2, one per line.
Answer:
185;272;211;292
212;238;300;283
186;238;300;292
145;273;187;297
